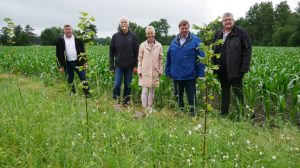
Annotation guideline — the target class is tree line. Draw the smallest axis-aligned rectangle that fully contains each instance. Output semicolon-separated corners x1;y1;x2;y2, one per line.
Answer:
1;1;299;46
236;1;300;46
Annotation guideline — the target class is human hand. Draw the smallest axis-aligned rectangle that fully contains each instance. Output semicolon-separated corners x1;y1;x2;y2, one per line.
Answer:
84;63;88;70
133;67;138;74
59;67;64;73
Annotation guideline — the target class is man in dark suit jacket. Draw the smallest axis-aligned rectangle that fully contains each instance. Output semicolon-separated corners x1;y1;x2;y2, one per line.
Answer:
56;24;90;97
213;13;252;117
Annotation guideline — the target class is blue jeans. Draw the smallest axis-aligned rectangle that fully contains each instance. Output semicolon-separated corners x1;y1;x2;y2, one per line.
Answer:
113;67;133;104
66;61;89;94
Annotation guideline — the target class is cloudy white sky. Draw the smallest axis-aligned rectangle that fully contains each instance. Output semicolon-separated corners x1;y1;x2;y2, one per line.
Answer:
0;0;298;37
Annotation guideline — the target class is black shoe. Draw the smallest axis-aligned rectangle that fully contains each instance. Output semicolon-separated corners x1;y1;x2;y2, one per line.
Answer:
85;93;91;98
71;88;76;94
190;113;196;117
220;111;228;116
122;101;129;106
250;113;255;119
70;89;77;96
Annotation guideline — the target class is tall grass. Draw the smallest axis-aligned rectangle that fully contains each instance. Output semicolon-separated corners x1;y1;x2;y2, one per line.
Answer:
0;73;299;167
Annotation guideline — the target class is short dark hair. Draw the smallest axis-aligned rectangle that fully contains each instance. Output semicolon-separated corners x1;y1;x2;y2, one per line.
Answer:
63;24;72;29
178;20;189;27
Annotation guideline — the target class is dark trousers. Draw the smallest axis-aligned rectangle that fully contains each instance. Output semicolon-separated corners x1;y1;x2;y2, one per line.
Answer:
173;79;196;116
218;74;244;115
66;61;89;94
113;67;133;104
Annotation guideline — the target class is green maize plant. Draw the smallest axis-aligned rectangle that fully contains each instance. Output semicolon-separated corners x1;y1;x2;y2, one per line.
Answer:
0;44;299;125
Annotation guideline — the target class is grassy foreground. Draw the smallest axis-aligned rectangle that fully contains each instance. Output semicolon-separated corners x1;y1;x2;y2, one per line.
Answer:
0;72;299;168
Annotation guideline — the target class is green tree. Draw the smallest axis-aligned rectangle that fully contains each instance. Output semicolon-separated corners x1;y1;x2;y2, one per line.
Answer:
24;24;36;45
40;27;62;45
0;27;10;45
235;17;248;28
245;2;274;45
287;2;300;46
13;25;32;46
274;1;292;27
96;37;111;45
272;1;293;46
149;18;170;37
297;2;300;14
129;22;146;43
149;18;170;45
196;19;221;45
1;18;16;45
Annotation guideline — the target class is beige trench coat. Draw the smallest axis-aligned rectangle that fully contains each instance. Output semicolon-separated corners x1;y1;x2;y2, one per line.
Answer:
138;40;163;87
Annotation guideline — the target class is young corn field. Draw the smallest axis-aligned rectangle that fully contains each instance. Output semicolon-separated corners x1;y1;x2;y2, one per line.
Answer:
0;46;300;167
0;46;299;122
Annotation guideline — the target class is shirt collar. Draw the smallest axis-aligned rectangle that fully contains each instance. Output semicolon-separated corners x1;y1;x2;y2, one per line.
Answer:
180;32;189;39
176;32;191;43
64;34;74;39
147;40;156;45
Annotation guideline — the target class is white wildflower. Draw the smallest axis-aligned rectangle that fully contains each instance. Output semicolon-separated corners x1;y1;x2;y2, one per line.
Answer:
272;155;276;160
193;124;202;131
187;159;192;166
223;154;229;160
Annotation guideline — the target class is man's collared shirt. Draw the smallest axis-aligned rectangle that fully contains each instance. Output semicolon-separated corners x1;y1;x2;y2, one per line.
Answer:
223;30;231;41
64;34;77;61
179;32;189;46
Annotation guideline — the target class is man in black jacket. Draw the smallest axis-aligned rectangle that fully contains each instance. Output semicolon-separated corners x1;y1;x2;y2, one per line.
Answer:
213;13;252;116
56;24;90;97
109;17;139;105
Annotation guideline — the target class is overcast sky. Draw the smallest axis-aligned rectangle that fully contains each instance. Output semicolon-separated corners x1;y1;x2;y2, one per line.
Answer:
0;0;298;38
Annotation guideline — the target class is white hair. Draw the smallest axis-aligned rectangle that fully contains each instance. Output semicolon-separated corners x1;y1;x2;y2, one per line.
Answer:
145;26;155;35
119;16;129;25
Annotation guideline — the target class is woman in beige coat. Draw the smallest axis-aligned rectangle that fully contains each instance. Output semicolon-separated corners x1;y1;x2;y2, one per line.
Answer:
138;26;163;111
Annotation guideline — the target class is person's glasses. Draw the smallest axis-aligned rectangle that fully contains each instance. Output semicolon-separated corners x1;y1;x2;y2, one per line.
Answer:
222;19;233;22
